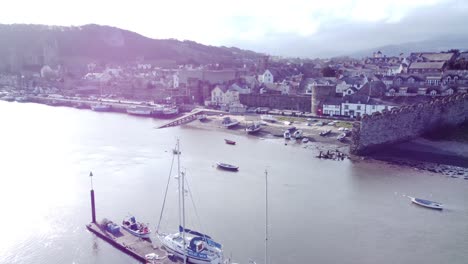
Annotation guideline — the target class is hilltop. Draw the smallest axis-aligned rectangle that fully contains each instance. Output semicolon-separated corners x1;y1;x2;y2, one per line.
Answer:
0;24;264;70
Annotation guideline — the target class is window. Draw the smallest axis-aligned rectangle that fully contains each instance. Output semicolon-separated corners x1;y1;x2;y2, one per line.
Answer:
357;105;361;110
344;105;349;110
372;105;376;109
324;110;329;114
334;111;340;115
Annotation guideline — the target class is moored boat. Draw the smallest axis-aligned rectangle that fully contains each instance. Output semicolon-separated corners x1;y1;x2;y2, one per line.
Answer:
162;106;179;118
157;140;225;264
283;130;291;140
293;130;303;139
198;114;208;121
216;162;239;171
224;139;236;145
91;104;112;112
126;106;153;116
302;137;309;143
320;129;331;136
222;117;239;128
410;197;443;210
260;114;277;123
337;133;346;141
0;95;15;102
245;123;261;133
121;215;151;238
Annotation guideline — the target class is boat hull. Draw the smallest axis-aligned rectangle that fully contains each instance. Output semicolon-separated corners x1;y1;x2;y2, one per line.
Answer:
217;163;239;171
158;235;222;264
411;197;443;210
121;225;151;238
224;139;236;145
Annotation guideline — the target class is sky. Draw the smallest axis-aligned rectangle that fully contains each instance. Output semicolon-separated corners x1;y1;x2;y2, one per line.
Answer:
1;0;468;57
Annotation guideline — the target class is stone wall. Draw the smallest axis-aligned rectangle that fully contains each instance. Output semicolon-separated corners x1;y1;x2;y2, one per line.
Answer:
239;94;311;112
351;93;468;155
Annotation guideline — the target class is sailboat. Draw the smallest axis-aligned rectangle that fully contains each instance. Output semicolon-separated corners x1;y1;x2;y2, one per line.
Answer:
157;140;224;264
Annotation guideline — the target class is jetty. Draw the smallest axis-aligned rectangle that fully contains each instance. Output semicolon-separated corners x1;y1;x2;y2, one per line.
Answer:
86;222;179;263
158;109;225;129
85;172;180;264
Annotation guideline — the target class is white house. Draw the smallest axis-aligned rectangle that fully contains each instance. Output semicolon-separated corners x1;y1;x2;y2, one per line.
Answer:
209;84;248;106
321;97;342;116
341;95;369;118
259;70;274;84
210;85;226;105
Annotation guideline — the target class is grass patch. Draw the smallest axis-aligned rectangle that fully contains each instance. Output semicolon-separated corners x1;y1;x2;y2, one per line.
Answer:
335;121;353;129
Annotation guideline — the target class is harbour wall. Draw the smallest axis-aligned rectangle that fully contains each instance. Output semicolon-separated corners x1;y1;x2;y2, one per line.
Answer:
239;94;311;112
351;93;468;155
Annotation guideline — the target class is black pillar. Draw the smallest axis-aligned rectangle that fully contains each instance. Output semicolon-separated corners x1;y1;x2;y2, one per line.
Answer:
90;189;96;223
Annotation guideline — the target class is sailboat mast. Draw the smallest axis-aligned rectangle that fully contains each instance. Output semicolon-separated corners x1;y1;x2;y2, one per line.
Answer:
265;169;269;264
176;140;187;264
177;140;182;233
182;171;187;264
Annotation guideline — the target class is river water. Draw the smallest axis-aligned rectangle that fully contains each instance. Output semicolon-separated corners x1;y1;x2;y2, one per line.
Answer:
0;101;467;264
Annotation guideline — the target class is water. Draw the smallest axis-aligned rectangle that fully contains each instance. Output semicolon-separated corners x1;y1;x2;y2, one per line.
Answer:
0;101;467;264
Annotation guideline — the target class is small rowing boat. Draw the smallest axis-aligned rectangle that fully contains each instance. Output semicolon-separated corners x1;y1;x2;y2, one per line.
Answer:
409;197;443;210
224;139;236;145
216;162;239;171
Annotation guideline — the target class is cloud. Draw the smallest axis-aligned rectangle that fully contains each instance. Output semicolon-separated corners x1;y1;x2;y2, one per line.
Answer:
0;0;467;57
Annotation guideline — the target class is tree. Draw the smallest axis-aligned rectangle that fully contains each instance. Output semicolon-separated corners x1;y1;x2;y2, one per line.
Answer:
321;66;336;77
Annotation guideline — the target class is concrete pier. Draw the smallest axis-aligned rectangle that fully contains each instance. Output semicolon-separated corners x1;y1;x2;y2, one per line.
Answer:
86;222;180;264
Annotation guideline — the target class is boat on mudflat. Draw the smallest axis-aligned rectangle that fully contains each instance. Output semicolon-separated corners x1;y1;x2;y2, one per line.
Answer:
337;133;346;141
224;139;236;145
222;117;240;128
410;197;443;210
217;162;239;171
260;114;277;123
320;129;332;136
121;215;151;238
245;123;261;133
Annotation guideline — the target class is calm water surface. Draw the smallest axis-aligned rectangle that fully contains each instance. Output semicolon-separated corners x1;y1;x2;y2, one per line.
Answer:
0;101;467;264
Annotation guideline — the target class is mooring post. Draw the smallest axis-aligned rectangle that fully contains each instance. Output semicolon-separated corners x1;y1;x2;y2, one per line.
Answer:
90;171;96;223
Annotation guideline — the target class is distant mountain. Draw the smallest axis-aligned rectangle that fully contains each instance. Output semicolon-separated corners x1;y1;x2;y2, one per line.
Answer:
0;24;264;70
348;36;468;58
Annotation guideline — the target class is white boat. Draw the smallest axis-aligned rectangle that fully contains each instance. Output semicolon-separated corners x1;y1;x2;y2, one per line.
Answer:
222;117;239;128
162;106;179;117
293;130;303;139
121;215;151;238
337;133;346;141
216;162;239;171
410;197;443;210
157;140;224;264
15;96;29;102
91;104;111;112
283;130;291;140
198;114;208;121
0;95;15;102
246;123;261;133
126;106;153;116
320;129;332;136
260;115;277;123
302;138;309;143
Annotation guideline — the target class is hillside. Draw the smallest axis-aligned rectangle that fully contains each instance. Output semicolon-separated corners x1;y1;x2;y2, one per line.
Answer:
0;24;264;70
348;36;468;58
